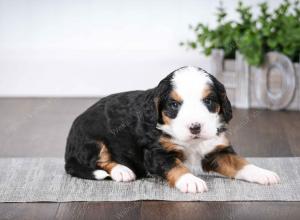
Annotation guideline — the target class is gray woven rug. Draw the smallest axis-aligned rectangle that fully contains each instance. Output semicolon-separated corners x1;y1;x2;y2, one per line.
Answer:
0;157;299;202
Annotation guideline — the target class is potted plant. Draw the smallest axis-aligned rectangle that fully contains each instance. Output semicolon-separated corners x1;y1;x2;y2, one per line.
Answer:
181;0;300;110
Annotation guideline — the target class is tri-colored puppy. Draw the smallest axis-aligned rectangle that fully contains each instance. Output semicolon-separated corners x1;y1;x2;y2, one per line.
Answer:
65;66;280;193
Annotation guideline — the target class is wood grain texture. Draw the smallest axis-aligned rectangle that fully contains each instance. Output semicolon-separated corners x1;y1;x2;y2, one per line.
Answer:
0;98;300;220
141;201;300;220
55;202;141;220
0;203;59;220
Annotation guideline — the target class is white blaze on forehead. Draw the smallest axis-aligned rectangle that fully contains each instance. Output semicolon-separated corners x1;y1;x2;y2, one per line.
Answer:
172;67;212;99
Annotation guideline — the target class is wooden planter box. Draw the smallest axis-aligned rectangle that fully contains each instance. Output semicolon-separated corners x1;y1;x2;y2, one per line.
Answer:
211;49;300;110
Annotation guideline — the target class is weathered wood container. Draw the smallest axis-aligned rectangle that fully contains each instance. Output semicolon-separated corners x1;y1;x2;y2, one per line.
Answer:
211;49;300;110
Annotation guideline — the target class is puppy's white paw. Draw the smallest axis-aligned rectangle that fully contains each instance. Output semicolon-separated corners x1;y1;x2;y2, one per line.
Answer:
175;173;208;193
110;164;136;182
235;164;280;185
93;170;109;180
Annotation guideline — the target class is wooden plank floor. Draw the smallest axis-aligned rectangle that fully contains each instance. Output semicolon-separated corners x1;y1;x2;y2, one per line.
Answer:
0;98;300;220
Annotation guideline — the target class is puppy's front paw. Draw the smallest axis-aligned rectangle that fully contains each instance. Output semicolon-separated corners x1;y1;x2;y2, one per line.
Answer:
175;173;208;193
110;164;136;182
235;164;280;185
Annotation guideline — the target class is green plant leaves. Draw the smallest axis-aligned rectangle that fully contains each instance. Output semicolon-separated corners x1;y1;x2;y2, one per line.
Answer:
181;0;300;66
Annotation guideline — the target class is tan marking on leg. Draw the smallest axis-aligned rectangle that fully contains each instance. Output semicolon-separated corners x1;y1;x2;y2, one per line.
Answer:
215;155;248;178
166;159;190;187
96;142;117;173
159;136;185;161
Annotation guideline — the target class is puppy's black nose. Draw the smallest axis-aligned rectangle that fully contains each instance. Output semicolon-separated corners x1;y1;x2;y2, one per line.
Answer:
189;123;201;135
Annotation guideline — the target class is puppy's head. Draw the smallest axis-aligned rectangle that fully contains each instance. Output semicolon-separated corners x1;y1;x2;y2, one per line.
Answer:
155;66;232;142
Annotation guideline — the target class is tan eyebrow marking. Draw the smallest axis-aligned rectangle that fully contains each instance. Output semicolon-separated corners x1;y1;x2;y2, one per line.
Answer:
202;84;213;99
201;84;221;113
170;90;183;102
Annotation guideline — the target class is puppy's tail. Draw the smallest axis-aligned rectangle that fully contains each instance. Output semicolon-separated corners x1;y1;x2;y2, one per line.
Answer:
65;158;109;180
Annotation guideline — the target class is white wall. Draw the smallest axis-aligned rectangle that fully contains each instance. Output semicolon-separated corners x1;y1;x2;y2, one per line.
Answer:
0;0;284;96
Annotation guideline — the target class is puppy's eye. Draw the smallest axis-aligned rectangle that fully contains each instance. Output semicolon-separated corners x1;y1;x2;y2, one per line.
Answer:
203;98;213;106
169;101;179;110
203;97;219;112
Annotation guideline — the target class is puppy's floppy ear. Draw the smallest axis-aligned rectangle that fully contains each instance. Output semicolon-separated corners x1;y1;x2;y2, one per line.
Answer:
209;74;232;123
152;73;173;124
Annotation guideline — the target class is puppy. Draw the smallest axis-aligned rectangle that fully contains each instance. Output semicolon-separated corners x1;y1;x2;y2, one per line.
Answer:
65;66;280;193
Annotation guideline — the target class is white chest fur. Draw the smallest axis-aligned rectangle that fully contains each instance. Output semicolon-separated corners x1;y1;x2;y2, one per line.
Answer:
174;133;229;170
